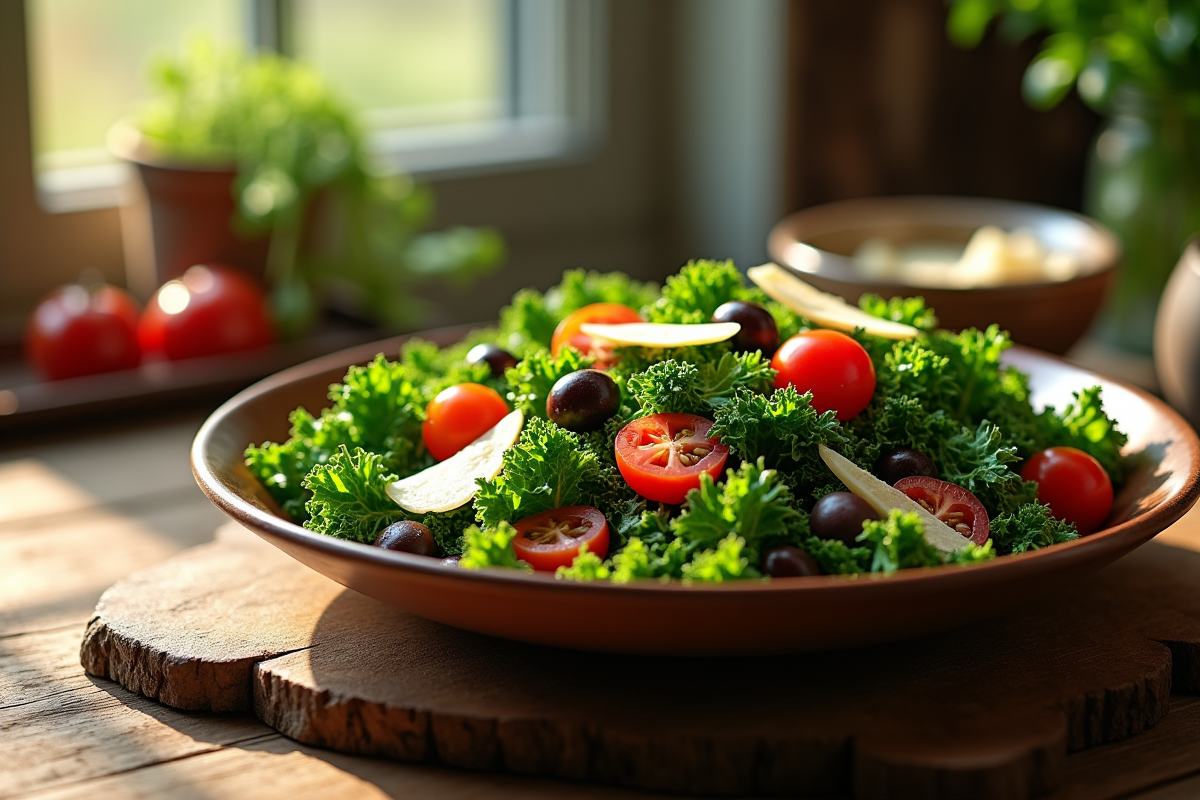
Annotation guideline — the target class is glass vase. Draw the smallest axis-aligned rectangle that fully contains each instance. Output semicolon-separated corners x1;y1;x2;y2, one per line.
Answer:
1084;85;1200;355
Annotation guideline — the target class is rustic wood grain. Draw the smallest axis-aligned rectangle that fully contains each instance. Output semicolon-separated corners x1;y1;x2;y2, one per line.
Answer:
78;523;1200;799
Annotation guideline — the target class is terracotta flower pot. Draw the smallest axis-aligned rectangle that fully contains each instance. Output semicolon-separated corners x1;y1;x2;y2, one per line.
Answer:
109;122;269;299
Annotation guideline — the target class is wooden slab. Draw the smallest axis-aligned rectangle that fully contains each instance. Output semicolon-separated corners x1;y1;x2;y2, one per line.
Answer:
81;525;1200;799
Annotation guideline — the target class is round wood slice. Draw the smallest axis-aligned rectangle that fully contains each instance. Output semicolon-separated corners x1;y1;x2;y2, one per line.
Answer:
81;524;1200;799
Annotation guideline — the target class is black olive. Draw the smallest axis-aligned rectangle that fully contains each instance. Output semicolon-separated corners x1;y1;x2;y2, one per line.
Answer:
466;343;518;378
762;546;821;577
810;491;880;546
711;301;780;356
440;555;462;567
874;448;938;485
375;520;438;556
547;369;620;432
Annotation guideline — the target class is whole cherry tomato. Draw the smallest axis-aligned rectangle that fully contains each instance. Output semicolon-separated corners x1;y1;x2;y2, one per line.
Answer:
894;476;991;545
25;284;141;380
1021;447;1113;535
550;303;642;366
771;329;876;421
512;505;610;571
422;382;510;461
614;412;729;504
139;264;275;361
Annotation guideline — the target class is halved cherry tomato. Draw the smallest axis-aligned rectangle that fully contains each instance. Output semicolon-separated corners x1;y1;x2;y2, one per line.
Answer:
614;413;729;504
513;505;610;571
894;476;990;545
771;329;875;421
1021;447;1113;535
551;303;642;366
422;383;509;461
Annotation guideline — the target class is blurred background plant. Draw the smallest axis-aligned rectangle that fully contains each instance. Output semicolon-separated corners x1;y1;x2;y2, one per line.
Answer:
134;38;505;338
947;0;1200;353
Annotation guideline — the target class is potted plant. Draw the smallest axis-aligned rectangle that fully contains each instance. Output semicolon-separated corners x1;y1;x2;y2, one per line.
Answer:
947;0;1200;354
110;38;504;338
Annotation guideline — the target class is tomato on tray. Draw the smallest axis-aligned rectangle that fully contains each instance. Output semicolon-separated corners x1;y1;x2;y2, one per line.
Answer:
422;382;510;461
513;505;610;571
894;476;990;545
772;329;875;421
551;303;642;366
139;264;275;361
615;412;729;504
1021;447;1113;535
25;283;142;380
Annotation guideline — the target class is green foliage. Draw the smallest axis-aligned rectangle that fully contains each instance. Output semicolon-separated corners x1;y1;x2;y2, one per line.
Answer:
858;510;995;574
946;0;1200;114
1036;386;1128;480
802;536;871;575
625;352;775;417
680;534;759;583
422;506;476;557
858;294;939;331
245;407;344;520
474;417;619;528
609;537;688;583
137;38;502;335
671;460;802;561
504;347;595;420
302;446;404;543
710;387;847;501
648;259;754;323
459;522;531;571
555;545;611;582
990;502;1079;555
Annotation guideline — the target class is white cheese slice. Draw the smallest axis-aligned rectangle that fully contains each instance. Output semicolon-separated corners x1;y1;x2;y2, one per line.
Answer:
747;263;920;341
386;409;524;514
579;321;741;348
818;444;968;553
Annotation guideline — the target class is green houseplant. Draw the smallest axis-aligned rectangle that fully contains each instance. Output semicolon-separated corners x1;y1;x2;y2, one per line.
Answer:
114;38;504;338
947;0;1200;353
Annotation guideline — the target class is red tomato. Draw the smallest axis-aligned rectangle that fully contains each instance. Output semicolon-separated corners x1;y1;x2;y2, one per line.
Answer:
422;383;510;461
771;330;876;421
550;303;642;366
614;413;729;504
513;505;610;571
894;476;990;545
1021;447;1113;535
139;264;275;361
25;284;141;380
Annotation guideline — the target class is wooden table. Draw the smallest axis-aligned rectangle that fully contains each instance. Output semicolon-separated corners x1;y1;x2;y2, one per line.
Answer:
4;412;1200;799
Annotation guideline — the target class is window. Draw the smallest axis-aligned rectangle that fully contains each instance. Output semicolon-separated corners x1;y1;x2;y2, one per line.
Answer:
26;0;603;212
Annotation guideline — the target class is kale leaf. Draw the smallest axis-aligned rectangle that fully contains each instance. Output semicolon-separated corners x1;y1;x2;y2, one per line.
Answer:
459;522;531;571
990;502;1079;555
504;346;594;420
671;459;801;560
625;352;775;417
680;534;759;583
303;446;404;543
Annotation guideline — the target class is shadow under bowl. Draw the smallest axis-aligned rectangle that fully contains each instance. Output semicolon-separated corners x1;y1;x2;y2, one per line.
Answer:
192;330;1200;656
768;196;1121;354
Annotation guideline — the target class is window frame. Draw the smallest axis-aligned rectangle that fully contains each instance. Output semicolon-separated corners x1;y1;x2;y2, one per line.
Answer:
29;0;606;213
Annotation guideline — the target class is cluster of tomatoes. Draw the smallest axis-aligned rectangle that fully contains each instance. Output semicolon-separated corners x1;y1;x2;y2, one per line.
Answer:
25;264;275;381
398;300;1115;572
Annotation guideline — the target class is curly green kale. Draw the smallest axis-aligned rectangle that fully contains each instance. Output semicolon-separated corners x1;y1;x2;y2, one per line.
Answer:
858;510;995;574
245;407;346;520
609;537;688;582
625;352;775;417
671;459;802;560
303;446;404;543
1036;386;1128;480
397;337;498;397
422;505;476;557
460;522;531;571
555;545;611;581
989;502;1079;555
474;417;625;528
504;346;594;420
710;387;847;501
859;293;939;331
680;533;759;583
803;536;871;575
647;259;754;323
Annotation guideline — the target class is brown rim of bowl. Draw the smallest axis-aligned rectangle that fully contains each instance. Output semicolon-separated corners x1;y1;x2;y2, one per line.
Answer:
768;195;1122;293
192;343;1200;602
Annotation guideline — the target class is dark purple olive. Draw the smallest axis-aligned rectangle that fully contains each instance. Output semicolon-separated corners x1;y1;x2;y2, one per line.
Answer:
467;343;518;377
762;546;821;577
711;301;779;356
440;555;462;567
375;520;438;556
874;448;938;485
811;491;880;546
547;369;620;432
